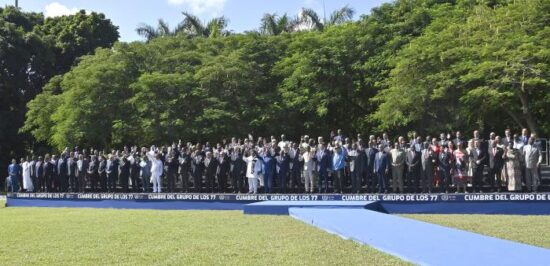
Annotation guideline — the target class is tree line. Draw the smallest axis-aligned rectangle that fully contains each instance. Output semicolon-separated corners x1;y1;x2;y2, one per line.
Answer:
2;0;549;164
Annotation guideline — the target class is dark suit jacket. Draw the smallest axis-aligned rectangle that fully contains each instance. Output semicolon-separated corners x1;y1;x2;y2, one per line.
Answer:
57;158;68;178
98;160;107;175
374;152;389;174
35;161;44;179
179;153;191;175
489;147;504;170
68;158;77;177
277;154;290;175
316;150;331;174
438;150;453;171
204;158;218;178
406;150;421;173
354;149;367;174
366;147;378;172
231;154;246;176
192;155;204;178
218;154;230;176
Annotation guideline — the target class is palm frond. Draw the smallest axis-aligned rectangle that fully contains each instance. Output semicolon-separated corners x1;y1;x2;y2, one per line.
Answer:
260;13;279;35
136;23;158;41
207;16;229;37
299;8;324;31
157;19;171;36
182;11;207;36
328;5;355;25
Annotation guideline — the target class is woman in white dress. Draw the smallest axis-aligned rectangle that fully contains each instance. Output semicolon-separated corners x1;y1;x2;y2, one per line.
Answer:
504;142;522;191
22;157;34;192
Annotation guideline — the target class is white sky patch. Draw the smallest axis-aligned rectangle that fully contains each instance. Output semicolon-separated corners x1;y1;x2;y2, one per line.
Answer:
44;2;80;17
167;0;226;16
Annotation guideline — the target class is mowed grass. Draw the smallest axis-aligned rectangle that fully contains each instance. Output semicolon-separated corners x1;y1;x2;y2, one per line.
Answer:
403;214;550;248
0;201;407;266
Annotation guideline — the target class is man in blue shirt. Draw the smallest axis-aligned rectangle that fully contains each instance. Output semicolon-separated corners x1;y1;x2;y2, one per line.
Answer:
261;149;275;194
8;159;19;192
332;144;347;193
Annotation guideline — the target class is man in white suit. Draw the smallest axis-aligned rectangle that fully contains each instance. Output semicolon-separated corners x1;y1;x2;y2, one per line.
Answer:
523;137;542;192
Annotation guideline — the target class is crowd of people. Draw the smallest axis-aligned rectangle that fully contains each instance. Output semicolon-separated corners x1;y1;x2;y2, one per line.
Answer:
5;128;545;194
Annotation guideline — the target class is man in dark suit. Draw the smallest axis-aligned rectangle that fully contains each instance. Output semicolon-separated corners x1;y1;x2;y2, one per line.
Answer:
520;128;529;145
289;143;302;193
44;155;55;192
230;148;245;193
217;150;230;193
35;156;44;192
88;155;99;192
204;151;218;193
315;144;331;193
438;144;454;193
29;156;37;192
420;144;435;193
349;143;365;194
365;141;378;193
453;131;465;148
276;149;290;193
98;155;107;192
179;149;192;193
488;140;505;192
472;140;487;193
166;151;179;193
67;153;78;192
129;154;141;192
502;129;513;147
374;144;389;193
192;150;205;193
57;154;68;192
106;155;118;193
406;146;421;193
119;156;130;193
78;154;89;192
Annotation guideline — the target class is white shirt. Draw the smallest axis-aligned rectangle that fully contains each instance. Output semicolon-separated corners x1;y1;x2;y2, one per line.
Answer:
151;159;164;177
244;156;255;178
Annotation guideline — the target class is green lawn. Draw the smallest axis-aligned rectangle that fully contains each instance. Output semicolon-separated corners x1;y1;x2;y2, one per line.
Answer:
403;214;550;248
0;201;407;266
3;200;549;266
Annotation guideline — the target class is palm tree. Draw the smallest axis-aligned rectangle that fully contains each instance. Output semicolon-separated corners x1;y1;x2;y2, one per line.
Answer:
136;19;179;41
259;13;299;35
179;12;230;38
299;5;355;31
136;13;230;41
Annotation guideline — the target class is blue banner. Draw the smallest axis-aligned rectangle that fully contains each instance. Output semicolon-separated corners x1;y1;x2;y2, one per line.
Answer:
7;192;550;202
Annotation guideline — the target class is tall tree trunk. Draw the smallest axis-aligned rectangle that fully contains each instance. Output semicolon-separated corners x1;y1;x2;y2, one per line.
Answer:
519;75;538;134
505;109;526;130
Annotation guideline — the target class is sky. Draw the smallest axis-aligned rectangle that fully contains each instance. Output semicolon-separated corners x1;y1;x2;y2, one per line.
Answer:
1;0;392;42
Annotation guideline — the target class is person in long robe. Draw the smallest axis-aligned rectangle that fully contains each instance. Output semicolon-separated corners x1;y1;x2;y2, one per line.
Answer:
22;157;34;192
504;142;522;192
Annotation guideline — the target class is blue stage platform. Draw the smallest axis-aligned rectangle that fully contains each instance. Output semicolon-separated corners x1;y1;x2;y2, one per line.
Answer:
289;208;550;266
6;198;247;210
6;192;550;214
243;200;382;215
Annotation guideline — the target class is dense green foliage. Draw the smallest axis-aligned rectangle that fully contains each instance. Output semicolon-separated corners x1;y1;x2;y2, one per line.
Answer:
13;0;550;153
0;7;119;166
